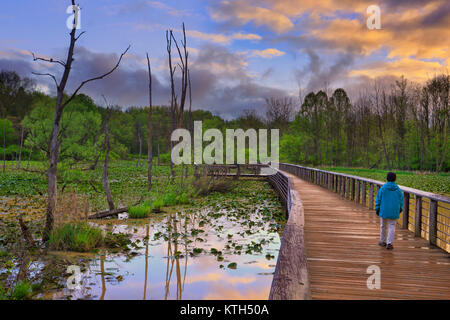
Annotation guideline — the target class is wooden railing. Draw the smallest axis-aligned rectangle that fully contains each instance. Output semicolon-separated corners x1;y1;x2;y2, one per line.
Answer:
268;167;310;300
279;163;450;253
267;169;292;215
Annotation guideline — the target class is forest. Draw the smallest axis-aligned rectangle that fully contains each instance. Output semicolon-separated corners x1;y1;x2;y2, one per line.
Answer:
1;70;449;173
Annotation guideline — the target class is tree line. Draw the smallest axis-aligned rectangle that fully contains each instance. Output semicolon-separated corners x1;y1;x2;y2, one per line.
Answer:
2;70;448;173
281;74;449;172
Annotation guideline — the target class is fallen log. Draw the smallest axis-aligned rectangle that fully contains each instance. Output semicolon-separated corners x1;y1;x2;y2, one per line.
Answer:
18;216;36;248
88;196;144;219
88;207;128;219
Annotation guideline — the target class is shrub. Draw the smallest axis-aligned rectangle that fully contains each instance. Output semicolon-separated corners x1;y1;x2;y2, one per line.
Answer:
49;222;103;252
128;204;152;219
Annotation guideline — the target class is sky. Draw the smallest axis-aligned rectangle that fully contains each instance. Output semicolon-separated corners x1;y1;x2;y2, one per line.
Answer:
0;0;448;119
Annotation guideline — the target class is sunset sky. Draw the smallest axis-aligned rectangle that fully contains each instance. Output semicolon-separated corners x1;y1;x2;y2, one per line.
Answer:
0;0;448;118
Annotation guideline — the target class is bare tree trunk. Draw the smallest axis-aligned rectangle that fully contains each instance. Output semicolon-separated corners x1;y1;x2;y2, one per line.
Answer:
438;119;448;172
27;147;32;169
377;114;391;170
158;142;160;166
136;128;142;167
103;108;115;211
146;53;153;191
2;115;5;174
17;126;24;169
35;10;129;241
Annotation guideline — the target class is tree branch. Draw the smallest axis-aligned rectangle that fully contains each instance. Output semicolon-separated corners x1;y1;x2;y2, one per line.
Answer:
31;72;59;89
63;45;131;108
31;52;66;68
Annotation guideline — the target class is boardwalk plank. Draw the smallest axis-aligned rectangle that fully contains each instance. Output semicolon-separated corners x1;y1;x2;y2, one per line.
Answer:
282;172;450;300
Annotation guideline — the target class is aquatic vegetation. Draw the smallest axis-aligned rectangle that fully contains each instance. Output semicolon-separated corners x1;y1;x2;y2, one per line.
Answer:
128;204;152;219
0;281;33;300
49;222;103;252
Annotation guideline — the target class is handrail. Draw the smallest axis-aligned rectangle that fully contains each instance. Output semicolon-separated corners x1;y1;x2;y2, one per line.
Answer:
268;167;310;300
279;163;450;253
280;163;450;204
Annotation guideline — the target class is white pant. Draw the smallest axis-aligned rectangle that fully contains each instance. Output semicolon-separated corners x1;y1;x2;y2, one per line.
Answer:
380;218;397;244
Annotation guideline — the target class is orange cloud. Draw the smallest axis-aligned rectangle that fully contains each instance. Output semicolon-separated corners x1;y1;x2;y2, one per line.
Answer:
350;57;447;83
210;0;294;33
187;30;262;44
248;48;286;59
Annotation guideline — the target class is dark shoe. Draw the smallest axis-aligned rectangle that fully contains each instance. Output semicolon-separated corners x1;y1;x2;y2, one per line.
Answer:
386;243;394;250
378;241;386;247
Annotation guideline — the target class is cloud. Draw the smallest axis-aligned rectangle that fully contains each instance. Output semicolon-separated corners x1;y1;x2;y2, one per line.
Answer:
349;57;447;83
187;30;262;45
0;44;290;119
147;1;189;16
107;0;189;17
296;49;356;93
210;0;294;33
249;48;285;59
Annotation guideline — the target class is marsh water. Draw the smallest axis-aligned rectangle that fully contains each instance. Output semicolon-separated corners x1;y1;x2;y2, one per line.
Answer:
40;201;282;300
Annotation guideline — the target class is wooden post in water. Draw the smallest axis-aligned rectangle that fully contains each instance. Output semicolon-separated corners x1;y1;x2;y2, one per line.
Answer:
429;199;438;246
369;183;374;210
414;196;422;237
402;192;410;229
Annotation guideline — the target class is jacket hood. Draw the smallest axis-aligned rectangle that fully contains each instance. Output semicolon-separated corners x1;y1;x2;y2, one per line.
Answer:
385;181;400;191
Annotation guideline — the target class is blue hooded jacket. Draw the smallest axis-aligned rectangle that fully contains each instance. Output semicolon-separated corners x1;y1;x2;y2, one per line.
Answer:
375;182;404;219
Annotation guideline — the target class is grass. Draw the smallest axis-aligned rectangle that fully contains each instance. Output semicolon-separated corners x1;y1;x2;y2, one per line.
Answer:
321;166;450;196
48;222;103;252
128;204;152;219
129;192;191;219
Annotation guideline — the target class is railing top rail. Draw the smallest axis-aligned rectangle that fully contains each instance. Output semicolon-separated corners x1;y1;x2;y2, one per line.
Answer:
280;163;450;204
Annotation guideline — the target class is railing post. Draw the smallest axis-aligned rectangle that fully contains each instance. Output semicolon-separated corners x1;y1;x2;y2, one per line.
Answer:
414;196;422;237
351;179;355;201
369;183;374;210
344;177;350;199
338;176;342;195
328;173;331;190
361;182;366;207
429;199;438;246
375;185;381;209
356;180;360;204
402;192;409;229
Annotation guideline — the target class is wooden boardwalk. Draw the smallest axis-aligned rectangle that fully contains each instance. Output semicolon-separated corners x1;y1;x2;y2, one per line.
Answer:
283;172;450;300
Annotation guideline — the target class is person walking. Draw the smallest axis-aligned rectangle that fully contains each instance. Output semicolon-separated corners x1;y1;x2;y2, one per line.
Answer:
375;172;404;250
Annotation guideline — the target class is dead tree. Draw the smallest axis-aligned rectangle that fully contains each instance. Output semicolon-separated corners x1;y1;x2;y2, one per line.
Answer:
166;23;190;178
17;125;24;169
31;0;130;241
2;109;5;174
146;53;153;190
136;120;143;167
102;96;115;211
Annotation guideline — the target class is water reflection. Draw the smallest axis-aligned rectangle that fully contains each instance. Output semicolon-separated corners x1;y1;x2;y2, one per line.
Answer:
46;203;281;300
